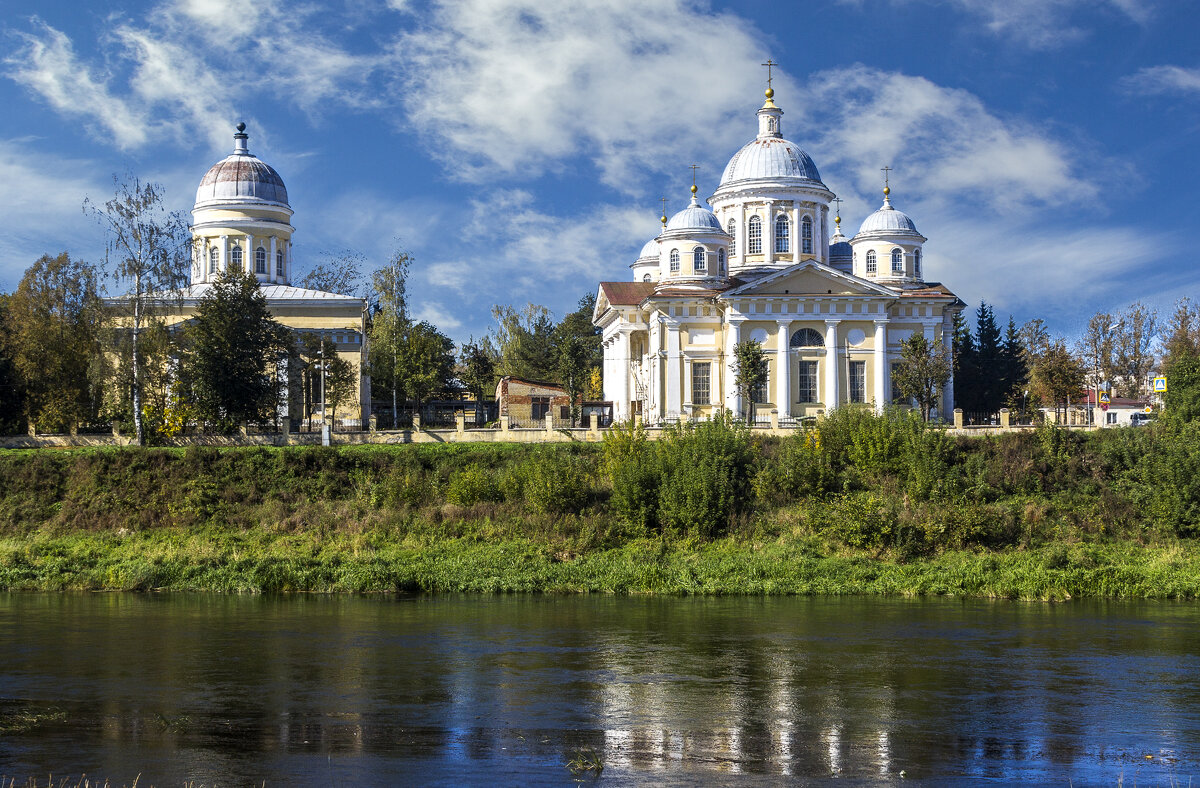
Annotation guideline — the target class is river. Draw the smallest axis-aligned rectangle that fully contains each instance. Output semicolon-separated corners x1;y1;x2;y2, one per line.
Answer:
2;594;1197;785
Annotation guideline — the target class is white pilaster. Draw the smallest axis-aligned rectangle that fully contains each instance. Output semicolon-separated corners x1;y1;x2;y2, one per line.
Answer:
725;317;744;415
219;235;229;274
269;236;278;282
765;202;775;266
791;204;800;258
737;204;746;261
777;320;791;416
617;329;632;420
665;321;681;417
874;319;888;414
825;319;841;409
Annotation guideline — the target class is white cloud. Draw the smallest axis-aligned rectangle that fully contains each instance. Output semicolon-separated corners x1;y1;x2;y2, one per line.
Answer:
412;301;463;332
394;0;768;190
801;66;1098;213
1121;65;1200;96
4;22;149;149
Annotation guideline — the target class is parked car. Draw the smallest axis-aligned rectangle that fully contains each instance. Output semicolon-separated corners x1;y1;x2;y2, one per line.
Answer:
1130;412;1155;427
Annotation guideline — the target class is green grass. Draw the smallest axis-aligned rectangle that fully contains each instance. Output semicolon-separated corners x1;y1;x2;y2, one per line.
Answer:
1;437;1198;598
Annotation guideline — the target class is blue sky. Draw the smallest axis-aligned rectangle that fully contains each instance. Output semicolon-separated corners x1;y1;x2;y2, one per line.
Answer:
1;0;1198;344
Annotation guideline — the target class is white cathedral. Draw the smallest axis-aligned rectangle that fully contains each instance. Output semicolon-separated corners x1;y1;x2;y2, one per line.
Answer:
593;86;964;423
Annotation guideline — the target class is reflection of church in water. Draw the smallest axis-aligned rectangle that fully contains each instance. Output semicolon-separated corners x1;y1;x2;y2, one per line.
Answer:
594;81;963;422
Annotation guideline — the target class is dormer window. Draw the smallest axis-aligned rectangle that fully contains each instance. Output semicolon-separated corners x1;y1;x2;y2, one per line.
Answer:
693;246;705;274
866;250;877;275
891;248;904;274
669;249;680;273
774;214;789;253
748;216;762;254
802;215;813;255
643;273;651;282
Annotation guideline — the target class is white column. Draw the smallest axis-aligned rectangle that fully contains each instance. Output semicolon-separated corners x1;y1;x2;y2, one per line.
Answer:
665;321;681;417
776;320;791;416
824;319;840;409
738;204;746;261
617;329;632;420
269;236;278;282
790;204;800;259
725;318;744;415
219;235;229;274
874;319;888;414
765;202;775;266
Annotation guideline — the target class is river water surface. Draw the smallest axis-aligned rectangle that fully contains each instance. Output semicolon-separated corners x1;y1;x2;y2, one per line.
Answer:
2;594;1198;786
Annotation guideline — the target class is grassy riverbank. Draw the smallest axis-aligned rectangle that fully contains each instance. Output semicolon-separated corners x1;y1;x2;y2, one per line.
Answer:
2;410;1199;598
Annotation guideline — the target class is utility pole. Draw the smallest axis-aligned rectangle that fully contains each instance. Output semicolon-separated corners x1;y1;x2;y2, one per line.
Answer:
392;257;398;428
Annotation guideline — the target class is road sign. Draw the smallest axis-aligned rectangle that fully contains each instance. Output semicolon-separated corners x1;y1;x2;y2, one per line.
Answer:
1101;403;1109;412
1099;392;1111;405
1154;377;1167;393
1145;406;1153;414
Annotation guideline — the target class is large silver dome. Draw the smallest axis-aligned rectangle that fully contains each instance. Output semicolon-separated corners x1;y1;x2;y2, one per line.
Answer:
194;124;289;207
720;137;823;185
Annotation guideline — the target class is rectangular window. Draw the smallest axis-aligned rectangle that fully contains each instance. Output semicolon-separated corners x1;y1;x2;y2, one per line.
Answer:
849;360;866;403
797;360;818;403
891;362;904;403
531;397;550;420
692;362;711;405
1107;411;1118;425
752;380;768;404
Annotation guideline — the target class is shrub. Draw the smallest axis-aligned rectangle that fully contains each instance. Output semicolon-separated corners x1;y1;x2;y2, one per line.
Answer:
656;414;755;537
753;428;833;505
445;465;500;507
510;450;592;514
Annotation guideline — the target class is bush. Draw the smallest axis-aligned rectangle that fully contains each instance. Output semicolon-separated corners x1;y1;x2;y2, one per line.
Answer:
445;465;500;507
656;414;755;537
753;428;834;505
508;450;592;514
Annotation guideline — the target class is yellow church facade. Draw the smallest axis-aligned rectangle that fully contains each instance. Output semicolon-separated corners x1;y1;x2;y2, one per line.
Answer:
595;89;963;423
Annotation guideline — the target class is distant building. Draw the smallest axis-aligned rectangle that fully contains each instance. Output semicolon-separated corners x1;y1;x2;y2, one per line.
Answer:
1077;392;1152;427
495;376;571;425
165;124;370;424
594;86;964;423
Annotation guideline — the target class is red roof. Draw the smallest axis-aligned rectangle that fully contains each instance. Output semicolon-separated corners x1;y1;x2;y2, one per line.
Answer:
599;281;656;306
1076;392;1149;407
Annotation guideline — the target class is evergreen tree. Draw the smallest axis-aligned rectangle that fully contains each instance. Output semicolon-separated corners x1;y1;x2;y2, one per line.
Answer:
185;270;288;432
1000;316;1027;407
952;311;976;411
974;302;1003;411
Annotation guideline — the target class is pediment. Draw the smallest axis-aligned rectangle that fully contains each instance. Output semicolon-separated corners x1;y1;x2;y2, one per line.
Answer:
726;261;891;297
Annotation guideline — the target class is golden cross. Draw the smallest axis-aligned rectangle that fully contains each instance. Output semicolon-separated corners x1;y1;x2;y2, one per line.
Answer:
762;58;777;89
881;165;892;190
688;164;700;187
660;196;668;218
832;196;843;217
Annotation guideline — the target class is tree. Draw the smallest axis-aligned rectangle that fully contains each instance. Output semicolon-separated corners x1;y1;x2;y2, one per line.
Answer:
952;311;975;411
1112;301;1158;398
731;339;768;423
554;331;589;426
299;333;357;426
396;321;456;412
4;253;101;434
299;250;364;296
1162;297;1200;377
87;176;191;445
1164;350;1200;424
892;333;952;422
973;302;1004;411
185;270;289;431
490;303;556;380
1077;311;1118;389
459;339;496;425
1000;316;1026;407
0;294;24;434
1029;339;1085;419
366;250;412;423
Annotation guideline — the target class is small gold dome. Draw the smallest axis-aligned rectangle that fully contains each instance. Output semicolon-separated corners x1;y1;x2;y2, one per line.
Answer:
835;215;841;225
883;186;890;196
690;184;698;195
765;87;774;100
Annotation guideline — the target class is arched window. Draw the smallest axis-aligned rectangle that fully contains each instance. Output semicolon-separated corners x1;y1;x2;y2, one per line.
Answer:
255;246;267;274
802;215;813;254
790;328;825;348
747;216;762;254
208;246;219;273
276;249;284;277
891;247;904;273
718;248;726;273
230;244;243;272
865;249;877;274
774;214;790;253
727;219;736;250
692;246;705;273
913;248;921;278
669;249;680;273
643;273;651;282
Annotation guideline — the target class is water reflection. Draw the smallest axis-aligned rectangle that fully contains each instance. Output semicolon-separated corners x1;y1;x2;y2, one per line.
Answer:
1;594;1198;785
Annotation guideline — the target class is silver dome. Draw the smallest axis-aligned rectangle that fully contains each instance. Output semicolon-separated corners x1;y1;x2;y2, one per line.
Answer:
720;137;823;185
856;197;920;236
666;196;722;231
194;125;289;207
637;237;660;260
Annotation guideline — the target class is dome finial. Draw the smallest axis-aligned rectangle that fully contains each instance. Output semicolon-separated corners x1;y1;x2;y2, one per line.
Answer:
761;58;778;107
234;121;249;155
659;196;668;227
881;165;892;205
688;164;700;205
